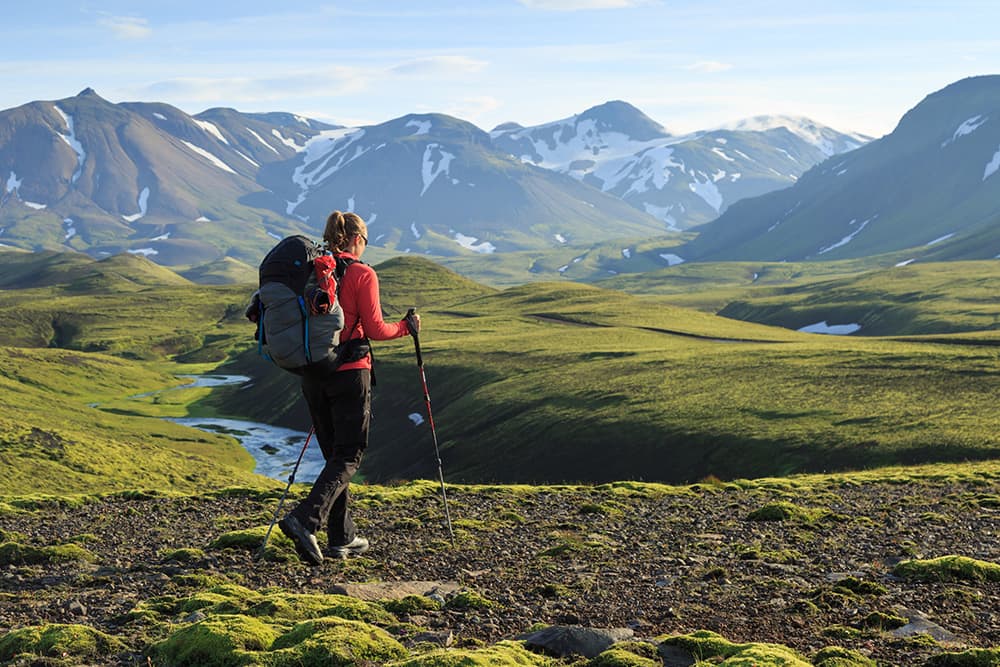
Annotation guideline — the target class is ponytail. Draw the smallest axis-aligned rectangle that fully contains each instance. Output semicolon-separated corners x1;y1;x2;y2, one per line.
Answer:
323;211;367;251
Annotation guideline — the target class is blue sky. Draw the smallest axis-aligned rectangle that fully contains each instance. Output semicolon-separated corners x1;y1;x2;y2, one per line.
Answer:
1;1;997;136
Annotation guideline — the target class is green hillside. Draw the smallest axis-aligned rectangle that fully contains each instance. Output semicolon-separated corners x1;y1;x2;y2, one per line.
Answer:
2;251;999;489
716;260;1000;336
0;347;266;495
206;259;1000;485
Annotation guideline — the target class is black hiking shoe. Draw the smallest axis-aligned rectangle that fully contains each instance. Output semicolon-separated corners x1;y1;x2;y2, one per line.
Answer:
328;536;370;559
278;514;323;566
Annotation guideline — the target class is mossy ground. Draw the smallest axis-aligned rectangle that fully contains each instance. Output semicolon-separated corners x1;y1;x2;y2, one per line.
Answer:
0;471;998;666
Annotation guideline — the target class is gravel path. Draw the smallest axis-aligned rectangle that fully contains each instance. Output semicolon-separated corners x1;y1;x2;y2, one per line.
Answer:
1;476;998;666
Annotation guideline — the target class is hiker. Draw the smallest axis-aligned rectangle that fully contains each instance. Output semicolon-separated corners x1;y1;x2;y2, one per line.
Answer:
278;211;418;565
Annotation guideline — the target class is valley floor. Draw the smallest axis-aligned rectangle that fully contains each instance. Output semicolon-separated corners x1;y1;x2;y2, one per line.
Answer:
1;467;998;666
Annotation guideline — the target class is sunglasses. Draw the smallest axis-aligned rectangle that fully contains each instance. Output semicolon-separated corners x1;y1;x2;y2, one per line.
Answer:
358;233;368;245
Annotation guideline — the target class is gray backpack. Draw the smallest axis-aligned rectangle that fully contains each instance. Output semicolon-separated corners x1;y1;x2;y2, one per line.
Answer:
251;236;356;374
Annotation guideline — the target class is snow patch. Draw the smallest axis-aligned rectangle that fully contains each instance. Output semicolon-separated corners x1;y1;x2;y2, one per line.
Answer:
558;265;569;273
421;143;456;196
711;147;736;162
715;137;728;144
406;119;432;135
659;253;685;266
53;106;86;183
287;128;367;214
895;259;916;267
836;169;848;176
181;141;237;174
622;248;631;259
942;115;987;147
818;215;876;255
408;413;425;426
730;173;742;182
983;146;1000;181
267;231;282;241
454;232;496;254
644;203;679;231
411;222;421;239
235;150;259;167
195;119;229;144
554;234;567;244
24;201;47;209
346;195;355;212
63;218;76;241
6;171;21;193
926;233;955;246
688;173;723;212
151;232;170;241
196;216;211;222
153;112;167;120
271;129;301;150
798;321;861;335
247;128;280;154
122;187;151;222
128;248;158;257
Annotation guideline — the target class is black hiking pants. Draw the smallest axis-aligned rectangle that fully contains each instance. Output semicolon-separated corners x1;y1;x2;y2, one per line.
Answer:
290;367;371;548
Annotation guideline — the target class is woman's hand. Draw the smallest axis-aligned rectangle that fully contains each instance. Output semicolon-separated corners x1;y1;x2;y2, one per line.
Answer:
404;310;421;335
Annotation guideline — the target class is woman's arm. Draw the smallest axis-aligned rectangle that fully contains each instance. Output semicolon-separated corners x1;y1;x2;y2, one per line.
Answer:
352;266;409;341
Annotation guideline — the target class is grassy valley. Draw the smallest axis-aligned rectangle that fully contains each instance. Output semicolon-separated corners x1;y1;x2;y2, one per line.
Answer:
0;249;998;666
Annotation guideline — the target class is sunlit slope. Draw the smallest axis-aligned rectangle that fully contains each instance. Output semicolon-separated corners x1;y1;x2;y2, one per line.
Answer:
716;260;1000;336
0;348;267;495
0;254;250;361
352;280;1000;484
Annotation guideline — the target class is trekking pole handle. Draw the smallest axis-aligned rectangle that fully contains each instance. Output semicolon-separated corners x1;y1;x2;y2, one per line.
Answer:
406;308;423;368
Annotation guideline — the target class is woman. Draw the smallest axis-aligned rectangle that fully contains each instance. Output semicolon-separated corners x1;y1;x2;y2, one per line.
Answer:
279;211;418;565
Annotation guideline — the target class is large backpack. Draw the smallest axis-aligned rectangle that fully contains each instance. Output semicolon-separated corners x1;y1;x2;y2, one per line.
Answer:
252;235;355;374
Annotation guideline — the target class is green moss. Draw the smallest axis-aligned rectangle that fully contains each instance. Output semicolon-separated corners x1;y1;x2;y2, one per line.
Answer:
813;646;877;666
382;594;443;615
153;614;279;667
0;623;124;663
536;583;573;599
250;593;396;625
445;589;499;611
893;555;1000;583
658;630;811;666
746;501;827;523
860;611;907;630
388;639;551;666
0;541;96;566
588;647;659;667
269;616;407;666
589;642;659;666
208;526;296;562
163;547;207;562
924;648;1000;666
833;577;888;597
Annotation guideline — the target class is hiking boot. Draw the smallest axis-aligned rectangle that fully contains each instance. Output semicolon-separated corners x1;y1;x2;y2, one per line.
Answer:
328;536;370;559
278;514;323;566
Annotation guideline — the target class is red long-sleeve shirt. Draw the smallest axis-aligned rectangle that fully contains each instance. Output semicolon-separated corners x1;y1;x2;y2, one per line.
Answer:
335;253;409;371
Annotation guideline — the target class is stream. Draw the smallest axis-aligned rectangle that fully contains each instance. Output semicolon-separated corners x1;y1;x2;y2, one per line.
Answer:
159;375;325;481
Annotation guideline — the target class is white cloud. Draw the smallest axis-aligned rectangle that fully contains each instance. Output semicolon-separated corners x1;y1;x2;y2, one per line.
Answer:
517;0;653;8
683;61;734;73
389;56;488;77
98;15;152;40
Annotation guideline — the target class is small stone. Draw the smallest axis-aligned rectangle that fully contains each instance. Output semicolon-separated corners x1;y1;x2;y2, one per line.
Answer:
182;611;207;624
66;601;86;617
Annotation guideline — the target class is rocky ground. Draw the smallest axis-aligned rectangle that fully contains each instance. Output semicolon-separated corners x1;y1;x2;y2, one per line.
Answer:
1;471;999;666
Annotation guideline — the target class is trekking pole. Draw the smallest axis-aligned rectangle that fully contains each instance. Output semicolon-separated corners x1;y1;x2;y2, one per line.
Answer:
406;308;456;547
255;426;315;560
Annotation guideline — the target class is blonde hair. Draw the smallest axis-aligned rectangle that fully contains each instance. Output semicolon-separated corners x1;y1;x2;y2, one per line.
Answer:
323;211;367;251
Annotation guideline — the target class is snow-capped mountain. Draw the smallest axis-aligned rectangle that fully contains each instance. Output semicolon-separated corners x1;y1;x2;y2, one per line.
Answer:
262;112;667;255
0;89;320;264
491;101;868;230
681;75;1000;263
